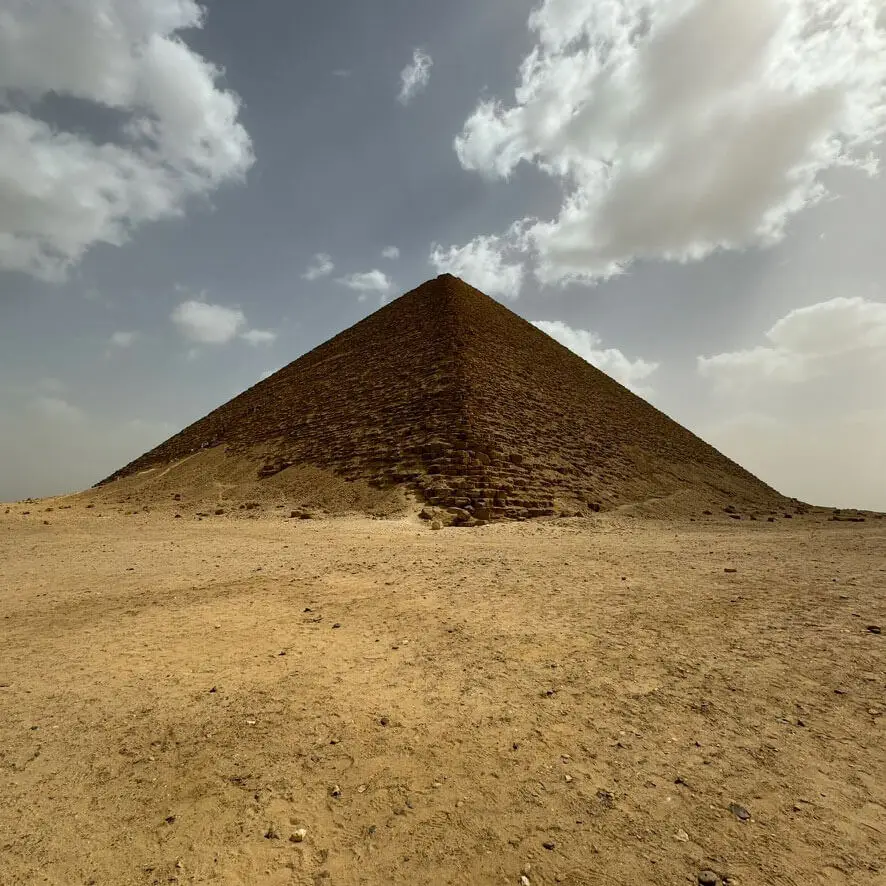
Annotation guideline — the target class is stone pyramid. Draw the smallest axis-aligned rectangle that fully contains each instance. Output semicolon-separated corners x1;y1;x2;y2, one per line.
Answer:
102;274;785;519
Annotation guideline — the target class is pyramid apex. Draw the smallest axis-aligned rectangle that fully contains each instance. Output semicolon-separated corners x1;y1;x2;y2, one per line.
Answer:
433;272;462;286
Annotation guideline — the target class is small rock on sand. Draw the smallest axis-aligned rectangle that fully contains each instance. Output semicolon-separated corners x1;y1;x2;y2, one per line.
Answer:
728;802;751;821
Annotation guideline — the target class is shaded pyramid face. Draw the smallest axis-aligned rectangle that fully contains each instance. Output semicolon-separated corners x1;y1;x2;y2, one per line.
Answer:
103;274;784;519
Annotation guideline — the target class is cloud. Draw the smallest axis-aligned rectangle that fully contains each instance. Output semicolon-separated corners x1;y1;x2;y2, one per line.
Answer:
381;246;400;260
35;377;65;395
171;300;246;344
699;296;886;391
398;49;433;105
429;235;525;300
697;296;886;509
333;69;351;78
533;320;659;395
0;0;253;281
337;270;392;301
30;396;85;424
302;253;335;281
455;0;886;285
0;397;174;500
110;331;137;348
701;410;886;511
240;328;277;346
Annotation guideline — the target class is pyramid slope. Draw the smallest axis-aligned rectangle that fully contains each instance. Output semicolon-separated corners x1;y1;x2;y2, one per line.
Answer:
102;274;787;519
442;277;784;514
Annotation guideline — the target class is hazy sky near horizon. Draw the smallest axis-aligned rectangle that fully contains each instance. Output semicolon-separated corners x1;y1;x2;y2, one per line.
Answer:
2;0;886;509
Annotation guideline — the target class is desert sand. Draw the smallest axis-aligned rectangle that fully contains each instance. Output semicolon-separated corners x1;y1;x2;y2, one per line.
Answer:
2;496;884;886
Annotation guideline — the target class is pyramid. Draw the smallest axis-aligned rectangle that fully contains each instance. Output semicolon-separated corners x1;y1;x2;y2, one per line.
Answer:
101;274;786;519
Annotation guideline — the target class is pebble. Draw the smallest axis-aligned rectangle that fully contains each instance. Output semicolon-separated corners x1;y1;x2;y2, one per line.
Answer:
330;785;341;799
521;878;531;886
674;829;690;842
289;828;307;843
728;802;751;821
542;840;556;850
564;774;573;783
867;625;882;635
698;871;719;886
724;568;737;573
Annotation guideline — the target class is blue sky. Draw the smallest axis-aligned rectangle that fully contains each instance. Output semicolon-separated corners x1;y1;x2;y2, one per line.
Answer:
2;0;886;509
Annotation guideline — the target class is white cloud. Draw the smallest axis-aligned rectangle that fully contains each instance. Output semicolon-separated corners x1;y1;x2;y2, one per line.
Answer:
767;296;886;354
699;296;886;391
240;328;277;346
381;246;400;260
429;235;525;300
110;331;137;348
455;0;886;285
0;0;253;281
171;300;246;345
0;397;174;500
302;253;335;281
699;346;809;391
333;69;351;78
533;319;659;395
35;377;65;395
697;296;886;509
30;396;85;424
337;270;392;300
702;410;886;511
398;49;433;105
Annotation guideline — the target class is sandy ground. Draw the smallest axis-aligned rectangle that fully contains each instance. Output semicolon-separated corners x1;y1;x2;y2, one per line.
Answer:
1;505;884;886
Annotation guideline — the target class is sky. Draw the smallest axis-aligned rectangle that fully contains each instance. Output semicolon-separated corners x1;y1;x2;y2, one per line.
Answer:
1;0;886;510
